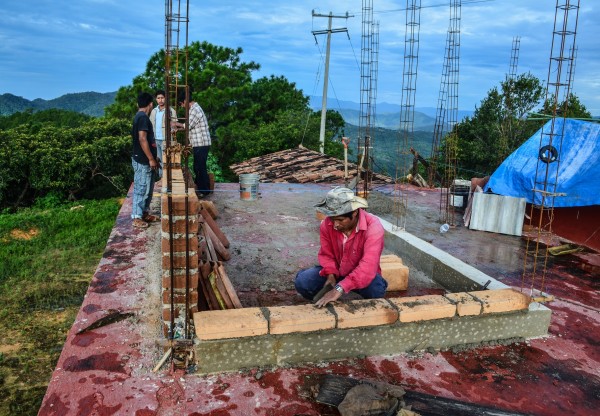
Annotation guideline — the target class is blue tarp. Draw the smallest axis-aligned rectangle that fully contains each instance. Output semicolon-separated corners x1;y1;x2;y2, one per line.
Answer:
484;118;600;207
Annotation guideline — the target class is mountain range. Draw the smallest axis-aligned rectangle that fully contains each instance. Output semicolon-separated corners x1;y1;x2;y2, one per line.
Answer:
0;92;117;117
310;96;474;131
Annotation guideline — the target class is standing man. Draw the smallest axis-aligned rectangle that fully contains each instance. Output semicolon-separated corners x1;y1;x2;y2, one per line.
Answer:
131;92;159;229
149;90;177;179
295;187;388;307
171;89;212;197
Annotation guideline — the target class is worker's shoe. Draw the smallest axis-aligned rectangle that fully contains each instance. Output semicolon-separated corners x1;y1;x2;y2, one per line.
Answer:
142;212;160;222
132;218;149;229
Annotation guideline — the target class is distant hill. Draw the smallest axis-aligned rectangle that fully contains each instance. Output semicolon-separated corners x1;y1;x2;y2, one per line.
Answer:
310;96;474;131
343;123;434;178
0;92;116;117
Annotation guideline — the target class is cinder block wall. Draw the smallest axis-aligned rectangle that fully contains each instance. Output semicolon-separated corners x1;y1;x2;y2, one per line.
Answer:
160;165;200;337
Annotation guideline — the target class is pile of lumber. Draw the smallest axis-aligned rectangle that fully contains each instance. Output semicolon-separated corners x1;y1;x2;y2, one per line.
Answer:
196;200;242;311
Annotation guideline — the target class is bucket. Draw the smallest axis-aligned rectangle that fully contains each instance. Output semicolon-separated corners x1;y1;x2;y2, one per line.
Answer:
239;173;260;201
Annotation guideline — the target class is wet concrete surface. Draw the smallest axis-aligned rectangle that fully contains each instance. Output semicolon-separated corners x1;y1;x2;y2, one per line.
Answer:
39;182;600;416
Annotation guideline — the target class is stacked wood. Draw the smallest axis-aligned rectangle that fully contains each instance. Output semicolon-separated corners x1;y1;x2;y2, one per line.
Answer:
196;203;241;311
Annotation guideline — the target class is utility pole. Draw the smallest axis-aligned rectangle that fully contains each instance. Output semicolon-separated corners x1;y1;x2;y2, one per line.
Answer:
312;10;352;154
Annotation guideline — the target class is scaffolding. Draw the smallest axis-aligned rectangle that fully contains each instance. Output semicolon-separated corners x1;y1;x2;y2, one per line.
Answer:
357;0;374;195
163;0;195;366
394;0;422;230
429;0;461;226
522;0;580;297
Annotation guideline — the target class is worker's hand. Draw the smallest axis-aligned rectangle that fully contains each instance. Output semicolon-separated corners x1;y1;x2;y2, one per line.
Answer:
149;158;158;169
315;287;342;308
325;274;337;287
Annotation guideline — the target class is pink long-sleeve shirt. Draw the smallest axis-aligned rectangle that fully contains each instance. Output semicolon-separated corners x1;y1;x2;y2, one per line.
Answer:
318;209;384;293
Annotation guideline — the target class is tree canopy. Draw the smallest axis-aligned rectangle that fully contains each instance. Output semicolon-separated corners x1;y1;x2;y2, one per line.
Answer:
453;73;545;177
105;41;344;178
0;114;130;208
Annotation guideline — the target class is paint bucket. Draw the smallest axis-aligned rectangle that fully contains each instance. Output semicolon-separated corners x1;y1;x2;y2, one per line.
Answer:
239;173;260;201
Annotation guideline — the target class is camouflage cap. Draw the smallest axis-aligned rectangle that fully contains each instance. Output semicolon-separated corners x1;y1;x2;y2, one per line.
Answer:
315;187;368;217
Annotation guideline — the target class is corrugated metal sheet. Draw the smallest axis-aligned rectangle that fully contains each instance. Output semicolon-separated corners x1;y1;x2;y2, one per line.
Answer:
469;192;526;236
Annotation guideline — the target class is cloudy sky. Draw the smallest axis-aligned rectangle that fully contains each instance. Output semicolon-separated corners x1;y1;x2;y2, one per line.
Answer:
1;1;599;114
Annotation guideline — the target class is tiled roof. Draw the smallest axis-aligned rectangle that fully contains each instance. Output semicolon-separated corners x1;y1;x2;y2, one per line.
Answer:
229;146;394;184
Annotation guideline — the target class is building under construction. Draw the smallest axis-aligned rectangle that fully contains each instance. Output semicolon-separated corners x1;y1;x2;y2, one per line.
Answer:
38;1;598;415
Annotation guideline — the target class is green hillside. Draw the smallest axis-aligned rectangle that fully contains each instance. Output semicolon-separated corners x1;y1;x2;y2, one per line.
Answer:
343;123;434;178
0;91;116;117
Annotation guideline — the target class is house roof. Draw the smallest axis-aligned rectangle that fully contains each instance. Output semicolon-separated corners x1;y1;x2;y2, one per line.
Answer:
230;145;394;185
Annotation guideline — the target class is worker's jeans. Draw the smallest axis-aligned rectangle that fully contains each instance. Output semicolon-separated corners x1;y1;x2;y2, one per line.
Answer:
155;139;164;179
193;146;211;195
131;158;155;219
295;266;388;300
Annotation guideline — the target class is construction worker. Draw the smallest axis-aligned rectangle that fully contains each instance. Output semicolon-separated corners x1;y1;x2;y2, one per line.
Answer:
295;187;388;307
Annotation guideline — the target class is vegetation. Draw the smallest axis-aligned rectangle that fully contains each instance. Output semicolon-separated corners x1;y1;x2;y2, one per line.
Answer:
106;41;345;179
448;74;591;179
0;198;121;415
0;110;131;209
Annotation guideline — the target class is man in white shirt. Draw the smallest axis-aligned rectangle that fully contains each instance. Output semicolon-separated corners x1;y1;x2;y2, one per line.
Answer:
149;90;177;179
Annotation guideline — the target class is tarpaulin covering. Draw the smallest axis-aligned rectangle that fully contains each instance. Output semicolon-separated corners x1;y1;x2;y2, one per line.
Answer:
484;118;600;207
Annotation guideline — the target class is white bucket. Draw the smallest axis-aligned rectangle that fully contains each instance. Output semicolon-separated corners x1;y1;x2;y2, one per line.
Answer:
239;173;260;201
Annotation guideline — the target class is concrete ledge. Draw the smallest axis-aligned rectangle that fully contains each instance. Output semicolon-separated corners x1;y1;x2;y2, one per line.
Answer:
194;305;551;373
380;218;509;292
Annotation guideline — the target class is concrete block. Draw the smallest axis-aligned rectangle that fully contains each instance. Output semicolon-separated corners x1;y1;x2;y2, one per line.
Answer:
268;304;336;334
381;262;409;291
162;288;198;305
389;295;456;322
469;289;530;314
162;272;199;290
161;235;198;252
380;254;403;264
445;292;482;316
333;299;398;329
161;252;199;269
161;216;198;234
194;308;268;340
161;194;199;216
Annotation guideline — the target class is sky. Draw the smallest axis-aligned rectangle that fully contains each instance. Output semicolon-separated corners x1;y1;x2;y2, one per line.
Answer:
1;0;599;114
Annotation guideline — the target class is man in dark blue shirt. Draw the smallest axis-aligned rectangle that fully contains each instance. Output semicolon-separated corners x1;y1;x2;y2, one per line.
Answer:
131;92;159;229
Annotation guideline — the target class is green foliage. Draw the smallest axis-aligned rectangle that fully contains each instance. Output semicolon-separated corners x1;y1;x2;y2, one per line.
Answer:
0;199;120;415
540;93;592;119
0;108;92;131
0;114;131;208
343;124;434;179
106;41;342;179
454;73;545;176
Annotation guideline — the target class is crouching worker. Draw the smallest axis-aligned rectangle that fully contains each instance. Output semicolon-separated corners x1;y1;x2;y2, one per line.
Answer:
295;187;388;308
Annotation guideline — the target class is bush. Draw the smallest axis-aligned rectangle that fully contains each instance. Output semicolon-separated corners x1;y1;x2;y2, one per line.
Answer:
0;116;131;208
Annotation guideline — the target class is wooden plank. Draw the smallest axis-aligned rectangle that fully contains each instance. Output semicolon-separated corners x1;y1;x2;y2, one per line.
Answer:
199;208;230;248
216;263;243;308
200;224;218;262
213;268;235;309
204;221;231;261
198;260;219;310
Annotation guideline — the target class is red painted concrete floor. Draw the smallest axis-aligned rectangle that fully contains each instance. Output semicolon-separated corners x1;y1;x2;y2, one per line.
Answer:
39;183;599;416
